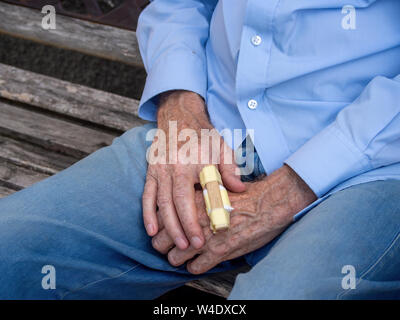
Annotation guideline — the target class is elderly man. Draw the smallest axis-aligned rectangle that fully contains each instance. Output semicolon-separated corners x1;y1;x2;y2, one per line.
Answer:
1;0;400;299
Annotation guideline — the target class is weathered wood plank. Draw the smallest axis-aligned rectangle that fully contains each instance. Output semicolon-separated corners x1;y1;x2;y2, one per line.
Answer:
0;101;116;158
187;278;233;298
0;185;16;198
0;2;143;68
0;63;145;131
0;135;77;175
187;267;250;298
0;158;49;190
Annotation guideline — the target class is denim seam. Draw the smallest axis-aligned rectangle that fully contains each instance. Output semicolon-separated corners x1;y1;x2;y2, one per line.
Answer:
61;263;141;299
336;230;400;300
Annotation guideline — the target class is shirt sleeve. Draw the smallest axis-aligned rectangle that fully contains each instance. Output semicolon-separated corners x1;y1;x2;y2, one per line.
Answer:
136;0;217;121
285;74;400;197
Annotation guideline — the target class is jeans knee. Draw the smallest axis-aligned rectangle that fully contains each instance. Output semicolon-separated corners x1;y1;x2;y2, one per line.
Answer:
109;123;156;179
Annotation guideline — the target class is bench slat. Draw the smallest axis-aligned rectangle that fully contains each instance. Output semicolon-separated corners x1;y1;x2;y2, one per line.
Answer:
0;101;116;158
0;185;16;198
187;278;233;298
0;158;49;190
0;63;145;132
0;2;143;68
0;135;77;175
187;266;250;298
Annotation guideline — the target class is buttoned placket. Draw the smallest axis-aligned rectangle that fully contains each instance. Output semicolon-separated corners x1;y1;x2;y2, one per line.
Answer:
235;0;291;174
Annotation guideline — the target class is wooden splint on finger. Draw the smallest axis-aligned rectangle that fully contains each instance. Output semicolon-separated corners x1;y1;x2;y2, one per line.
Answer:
199;165;233;233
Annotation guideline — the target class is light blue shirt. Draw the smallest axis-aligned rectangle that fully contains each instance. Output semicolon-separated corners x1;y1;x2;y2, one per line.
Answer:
137;0;400;217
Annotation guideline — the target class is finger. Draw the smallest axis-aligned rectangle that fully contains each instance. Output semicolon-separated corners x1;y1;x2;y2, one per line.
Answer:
173;173;205;249
158;174;189;250
194;191;210;228
152;228;174;254
167;245;199;267
219;145;246;193
187;251;221;275
142;173;158;236
156;210;165;230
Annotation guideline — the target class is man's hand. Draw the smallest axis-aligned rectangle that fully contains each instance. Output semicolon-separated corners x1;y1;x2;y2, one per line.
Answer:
142;90;246;251
152;164;317;274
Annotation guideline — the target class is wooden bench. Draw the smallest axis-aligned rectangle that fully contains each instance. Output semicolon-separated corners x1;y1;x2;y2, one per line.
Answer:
0;1;248;298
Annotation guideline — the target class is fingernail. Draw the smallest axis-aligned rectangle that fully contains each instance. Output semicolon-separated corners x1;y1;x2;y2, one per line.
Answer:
191;236;203;249
175;236;188;249
146;224;154;235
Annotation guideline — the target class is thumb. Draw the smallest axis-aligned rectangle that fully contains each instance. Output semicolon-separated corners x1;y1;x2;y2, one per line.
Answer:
218;142;246;193
219;162;246;193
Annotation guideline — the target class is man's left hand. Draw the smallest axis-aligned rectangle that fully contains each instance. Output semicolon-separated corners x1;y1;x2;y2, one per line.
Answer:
151;164;317;274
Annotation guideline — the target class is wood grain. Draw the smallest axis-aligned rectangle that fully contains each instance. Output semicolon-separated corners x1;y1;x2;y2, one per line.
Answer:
0;158;49;190
187;266;250;298
0;135;77;175
207;181;224;209
0;185;16;198
0;2;144;68
0;63;145;131
0;101;116;158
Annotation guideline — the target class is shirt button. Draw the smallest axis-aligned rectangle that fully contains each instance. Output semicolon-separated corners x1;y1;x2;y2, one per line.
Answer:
251;35;262;46
247;99;258;110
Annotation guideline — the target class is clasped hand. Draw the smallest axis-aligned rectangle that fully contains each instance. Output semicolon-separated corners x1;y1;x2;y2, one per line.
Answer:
142;91;316;274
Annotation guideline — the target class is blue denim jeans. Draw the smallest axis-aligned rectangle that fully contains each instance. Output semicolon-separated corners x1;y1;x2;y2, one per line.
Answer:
0;123;399;299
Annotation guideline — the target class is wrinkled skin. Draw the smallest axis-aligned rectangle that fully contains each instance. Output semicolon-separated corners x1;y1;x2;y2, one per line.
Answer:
142;90;246;251
142;90;317;274
152;164;317;274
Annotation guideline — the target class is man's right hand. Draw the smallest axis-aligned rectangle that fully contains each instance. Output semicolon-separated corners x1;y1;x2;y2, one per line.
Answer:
142;90;246;251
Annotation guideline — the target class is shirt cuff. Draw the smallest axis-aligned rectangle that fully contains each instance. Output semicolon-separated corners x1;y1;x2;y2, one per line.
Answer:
284;121;372;197
138;48;208;121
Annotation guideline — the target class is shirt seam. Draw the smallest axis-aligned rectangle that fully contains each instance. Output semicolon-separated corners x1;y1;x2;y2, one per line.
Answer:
264;0;283;87
330;123;372;170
